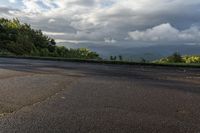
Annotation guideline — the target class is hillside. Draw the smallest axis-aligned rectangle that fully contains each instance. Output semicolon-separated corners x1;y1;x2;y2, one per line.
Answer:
0;18;100;59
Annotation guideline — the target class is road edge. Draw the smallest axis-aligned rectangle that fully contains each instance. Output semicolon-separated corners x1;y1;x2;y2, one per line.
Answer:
0;55;199;68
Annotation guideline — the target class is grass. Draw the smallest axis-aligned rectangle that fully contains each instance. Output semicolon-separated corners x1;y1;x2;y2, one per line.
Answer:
0;55;200;68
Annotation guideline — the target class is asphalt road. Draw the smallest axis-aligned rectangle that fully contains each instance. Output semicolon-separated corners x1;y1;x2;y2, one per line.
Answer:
0;58;199;133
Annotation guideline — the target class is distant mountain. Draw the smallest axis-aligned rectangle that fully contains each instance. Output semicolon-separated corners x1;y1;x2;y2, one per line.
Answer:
58;42;200;61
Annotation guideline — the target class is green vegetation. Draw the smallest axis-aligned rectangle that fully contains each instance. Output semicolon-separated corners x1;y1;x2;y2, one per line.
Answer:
0;18;100;59
156;52;200;64
182;55;200;63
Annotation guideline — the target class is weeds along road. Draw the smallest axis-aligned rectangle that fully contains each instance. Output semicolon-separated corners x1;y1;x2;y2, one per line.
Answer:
0;57;199;133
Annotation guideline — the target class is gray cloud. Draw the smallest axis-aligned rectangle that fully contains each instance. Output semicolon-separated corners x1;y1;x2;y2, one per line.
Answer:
1;0;200;47
68;0;96;6
0;7;19;17
129;23;200;44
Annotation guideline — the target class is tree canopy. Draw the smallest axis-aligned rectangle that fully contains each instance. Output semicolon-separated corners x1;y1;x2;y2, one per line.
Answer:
0;18;100;59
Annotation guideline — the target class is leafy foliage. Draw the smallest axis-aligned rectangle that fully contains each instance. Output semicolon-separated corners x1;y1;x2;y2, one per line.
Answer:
0;18;100;59
183;55;200;63
156;52;200;64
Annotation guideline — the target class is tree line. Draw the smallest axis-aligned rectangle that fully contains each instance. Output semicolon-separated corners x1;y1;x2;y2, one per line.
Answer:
156;52;200;64
0;18;100;59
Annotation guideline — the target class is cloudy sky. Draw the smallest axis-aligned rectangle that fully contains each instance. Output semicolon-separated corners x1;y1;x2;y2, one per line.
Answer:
1;0;200;49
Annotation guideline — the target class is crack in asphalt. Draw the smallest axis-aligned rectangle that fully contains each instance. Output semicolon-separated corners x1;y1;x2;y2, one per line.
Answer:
0;77;79;118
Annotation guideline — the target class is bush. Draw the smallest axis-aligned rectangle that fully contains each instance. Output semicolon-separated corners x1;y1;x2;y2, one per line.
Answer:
183;55;200;63
156;53;200;64
167;52;183;63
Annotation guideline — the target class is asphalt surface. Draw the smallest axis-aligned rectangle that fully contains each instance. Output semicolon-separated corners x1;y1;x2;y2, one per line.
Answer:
0;58;199;133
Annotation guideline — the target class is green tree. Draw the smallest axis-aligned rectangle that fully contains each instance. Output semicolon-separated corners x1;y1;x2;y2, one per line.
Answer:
167;52;183;63
0;18;100;60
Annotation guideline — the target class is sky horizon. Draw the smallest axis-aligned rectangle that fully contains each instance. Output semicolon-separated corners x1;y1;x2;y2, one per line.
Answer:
1;0;200;50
